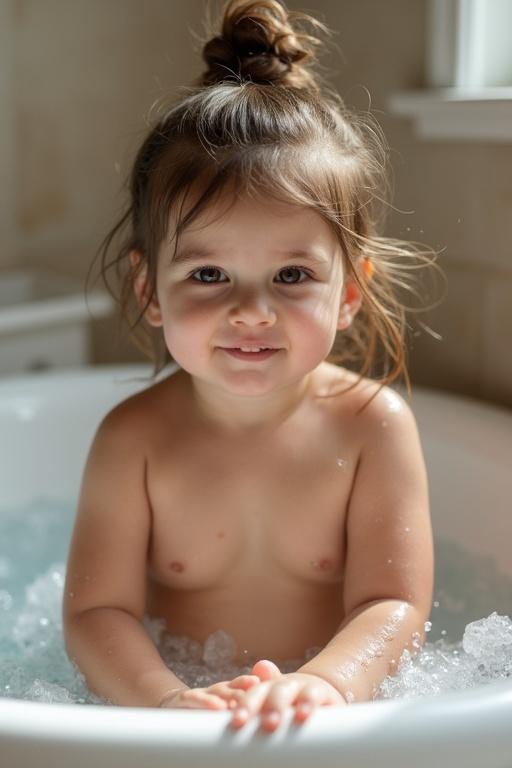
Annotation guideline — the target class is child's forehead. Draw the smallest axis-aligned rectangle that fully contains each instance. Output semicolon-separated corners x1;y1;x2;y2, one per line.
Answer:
168;188;331;240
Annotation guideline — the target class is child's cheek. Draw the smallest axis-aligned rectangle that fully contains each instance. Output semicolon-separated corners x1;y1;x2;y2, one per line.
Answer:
161;303;211;364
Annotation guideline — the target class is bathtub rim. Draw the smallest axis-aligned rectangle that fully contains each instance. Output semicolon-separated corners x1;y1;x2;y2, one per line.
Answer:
1;676;512;751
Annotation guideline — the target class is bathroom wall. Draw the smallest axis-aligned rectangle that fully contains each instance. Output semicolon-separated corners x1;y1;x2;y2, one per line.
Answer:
1;0;511;406
316;0;512;408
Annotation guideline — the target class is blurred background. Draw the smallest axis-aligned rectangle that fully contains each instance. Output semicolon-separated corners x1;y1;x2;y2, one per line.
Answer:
0;0;511;407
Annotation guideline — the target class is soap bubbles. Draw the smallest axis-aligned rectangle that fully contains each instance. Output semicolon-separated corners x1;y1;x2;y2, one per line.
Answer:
377;612;512;700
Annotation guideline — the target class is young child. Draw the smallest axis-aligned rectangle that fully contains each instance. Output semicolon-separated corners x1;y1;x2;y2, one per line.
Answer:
64;0;435;733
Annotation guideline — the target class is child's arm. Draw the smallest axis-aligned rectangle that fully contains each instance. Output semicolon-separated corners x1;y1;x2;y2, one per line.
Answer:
63;404;192;707
229;389;434;729
64;404;262;710
297;389;434;702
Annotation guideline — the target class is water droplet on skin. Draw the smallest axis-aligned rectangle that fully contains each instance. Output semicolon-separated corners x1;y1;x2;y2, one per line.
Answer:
382;390;404;414
336;458;348;468
404;527;411;533
424;621;432;632
387;558;393;564
68;592;74;598
338;660;358;678
381;420;388;428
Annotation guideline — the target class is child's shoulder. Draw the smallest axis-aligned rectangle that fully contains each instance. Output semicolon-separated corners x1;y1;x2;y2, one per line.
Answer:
320;364;417;431
98;371;183;436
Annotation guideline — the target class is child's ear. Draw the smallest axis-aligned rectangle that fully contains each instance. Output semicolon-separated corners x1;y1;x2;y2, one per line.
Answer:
129;250;162;327
337;278;362;330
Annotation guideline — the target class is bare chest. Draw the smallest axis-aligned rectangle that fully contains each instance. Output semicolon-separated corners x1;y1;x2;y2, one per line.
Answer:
144;418;356;594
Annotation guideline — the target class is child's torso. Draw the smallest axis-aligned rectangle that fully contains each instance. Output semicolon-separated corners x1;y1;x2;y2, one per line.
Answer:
135;363;369;663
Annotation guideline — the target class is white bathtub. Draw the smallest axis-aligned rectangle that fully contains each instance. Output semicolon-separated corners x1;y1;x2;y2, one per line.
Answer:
0;364;511;768
0;267;113;375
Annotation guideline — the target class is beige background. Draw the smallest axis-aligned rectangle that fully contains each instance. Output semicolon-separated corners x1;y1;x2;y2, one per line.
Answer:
1;0;511;406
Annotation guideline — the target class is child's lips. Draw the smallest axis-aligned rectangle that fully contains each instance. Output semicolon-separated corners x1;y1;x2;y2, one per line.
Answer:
221;348;281;361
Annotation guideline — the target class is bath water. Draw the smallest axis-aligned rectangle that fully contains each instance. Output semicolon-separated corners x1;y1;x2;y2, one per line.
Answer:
1;498;511;705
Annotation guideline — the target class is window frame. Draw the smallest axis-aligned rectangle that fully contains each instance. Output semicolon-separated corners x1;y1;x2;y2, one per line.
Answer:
388;0;512;142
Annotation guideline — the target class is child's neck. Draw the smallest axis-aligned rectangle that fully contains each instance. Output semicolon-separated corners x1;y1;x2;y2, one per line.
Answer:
185;371;317;434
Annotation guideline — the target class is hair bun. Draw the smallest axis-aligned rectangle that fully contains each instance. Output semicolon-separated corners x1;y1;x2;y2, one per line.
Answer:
200;0;327;89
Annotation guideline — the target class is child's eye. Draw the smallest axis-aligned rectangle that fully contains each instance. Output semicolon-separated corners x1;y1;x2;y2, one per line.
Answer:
190;266;227;283
276;266;312;284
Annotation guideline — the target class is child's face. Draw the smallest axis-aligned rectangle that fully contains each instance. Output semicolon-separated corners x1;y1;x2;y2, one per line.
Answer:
142;193;349;397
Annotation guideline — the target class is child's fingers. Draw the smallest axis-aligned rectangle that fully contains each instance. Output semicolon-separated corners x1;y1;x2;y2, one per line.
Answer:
205;677;260;709
292;684;327;722
174;676;261;711
227;674;261;690
207;675;260;701
175;689;228;710
214;688;247;708
230;681;273;729
251;660;282;681
256;680;324;731
293;683;347;721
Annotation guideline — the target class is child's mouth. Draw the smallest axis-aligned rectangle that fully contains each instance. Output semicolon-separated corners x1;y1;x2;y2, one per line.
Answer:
222;348;280;361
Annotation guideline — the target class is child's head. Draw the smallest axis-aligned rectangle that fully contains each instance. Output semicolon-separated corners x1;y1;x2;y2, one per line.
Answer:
93;0;439;394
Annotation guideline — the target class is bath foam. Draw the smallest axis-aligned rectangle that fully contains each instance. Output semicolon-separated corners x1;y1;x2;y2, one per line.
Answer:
0;498;511;705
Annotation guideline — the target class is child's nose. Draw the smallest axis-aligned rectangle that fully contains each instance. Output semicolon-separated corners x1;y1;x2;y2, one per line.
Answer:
228;288;277;325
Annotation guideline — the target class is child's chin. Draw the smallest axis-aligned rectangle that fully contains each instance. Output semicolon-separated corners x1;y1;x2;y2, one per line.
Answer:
222;377;280;396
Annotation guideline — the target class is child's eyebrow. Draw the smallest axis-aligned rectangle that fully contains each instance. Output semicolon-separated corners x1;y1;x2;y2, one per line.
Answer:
170;247;331;266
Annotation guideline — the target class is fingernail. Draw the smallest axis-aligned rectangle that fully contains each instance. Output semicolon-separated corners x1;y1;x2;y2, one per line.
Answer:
263;710;280;723
297;703;312;717
233;708;248;720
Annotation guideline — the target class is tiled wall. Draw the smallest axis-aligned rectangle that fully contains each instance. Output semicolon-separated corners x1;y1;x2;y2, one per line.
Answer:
1;0;511;406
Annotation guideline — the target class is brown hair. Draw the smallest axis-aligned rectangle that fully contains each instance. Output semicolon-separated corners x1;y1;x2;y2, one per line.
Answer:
89;0;442;396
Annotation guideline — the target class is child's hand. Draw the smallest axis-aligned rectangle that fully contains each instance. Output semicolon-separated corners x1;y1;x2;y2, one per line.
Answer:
230;660;347;731
158;673;262;710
